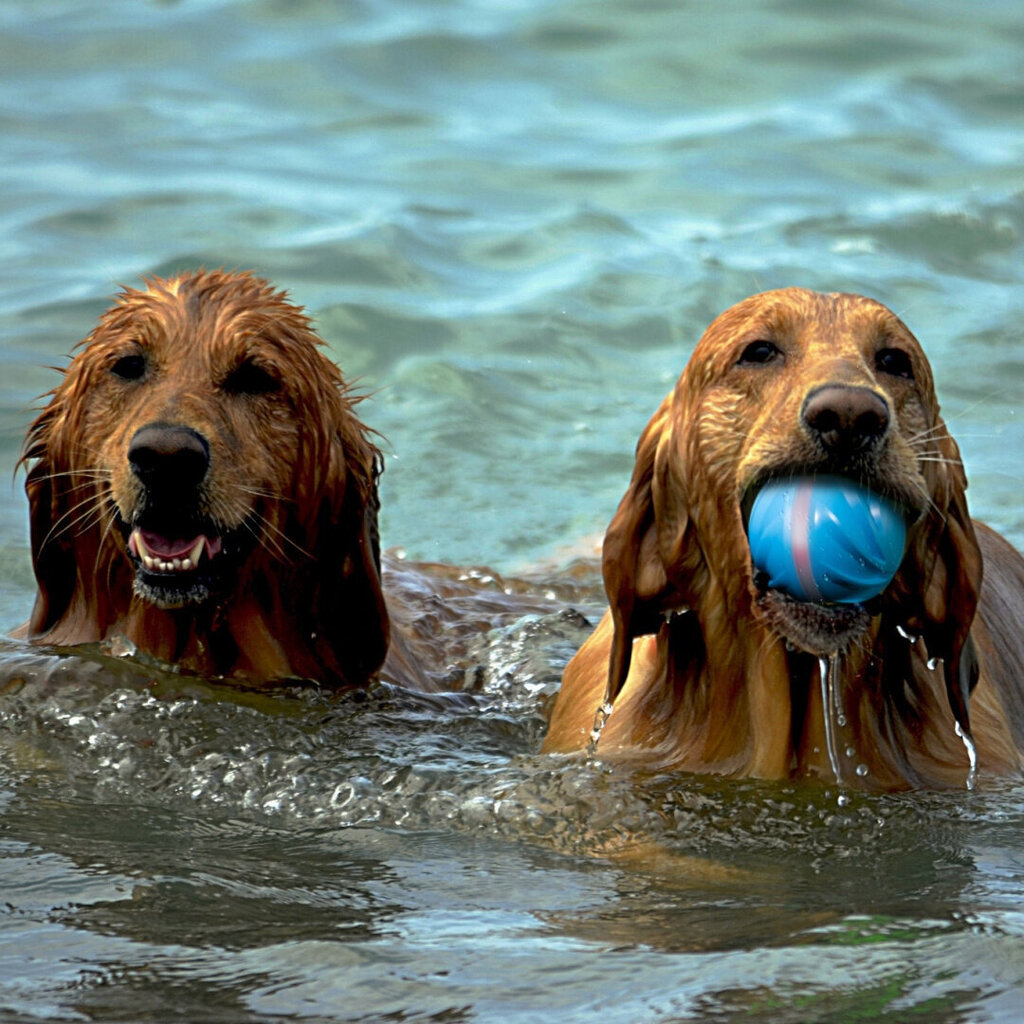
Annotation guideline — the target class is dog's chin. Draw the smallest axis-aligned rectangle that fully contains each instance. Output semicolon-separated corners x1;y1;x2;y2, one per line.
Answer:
132;570;218;610
757;589;872;658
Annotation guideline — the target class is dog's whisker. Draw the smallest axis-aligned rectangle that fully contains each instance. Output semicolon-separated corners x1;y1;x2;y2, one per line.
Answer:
39;492;113;551
44;503;108;553
915;456;965;467
239;515;290;564
250;512;312;563
237;484;293;504
93;504;124;585
905;423;949;444
934;387;1019;426
241;516;301;567
34;467;112;482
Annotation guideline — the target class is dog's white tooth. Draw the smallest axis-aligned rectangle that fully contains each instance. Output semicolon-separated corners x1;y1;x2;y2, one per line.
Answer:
133;531;152;561
143;555;155;570
188;536;206;565
171;558;182;571
181;557;192;571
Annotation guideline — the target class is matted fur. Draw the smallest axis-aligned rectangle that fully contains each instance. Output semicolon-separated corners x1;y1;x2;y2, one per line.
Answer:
18;270;388;687
544;288;1024;789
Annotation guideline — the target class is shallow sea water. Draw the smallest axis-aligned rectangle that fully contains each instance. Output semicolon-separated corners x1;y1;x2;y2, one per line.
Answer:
1;1;1024;1021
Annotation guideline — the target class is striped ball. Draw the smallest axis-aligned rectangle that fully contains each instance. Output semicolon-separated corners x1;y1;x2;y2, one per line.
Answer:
747;476;906;604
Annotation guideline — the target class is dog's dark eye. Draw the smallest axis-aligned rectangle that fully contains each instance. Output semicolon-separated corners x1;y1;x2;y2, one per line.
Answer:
110;353;147;381
223;359;280;396
876;347;914;380
737;340;782;366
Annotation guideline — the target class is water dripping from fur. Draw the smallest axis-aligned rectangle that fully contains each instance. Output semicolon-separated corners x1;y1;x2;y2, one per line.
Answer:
817;656;843;787
924;652;977;790
954;720;978;791
588;700;615;754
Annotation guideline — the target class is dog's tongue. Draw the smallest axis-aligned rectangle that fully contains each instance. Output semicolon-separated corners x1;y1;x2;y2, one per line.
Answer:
129;530;222;562
139;531;199;559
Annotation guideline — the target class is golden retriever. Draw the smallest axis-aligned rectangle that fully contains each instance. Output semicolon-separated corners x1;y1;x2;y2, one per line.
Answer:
543;289;1024;789
17;270;396;687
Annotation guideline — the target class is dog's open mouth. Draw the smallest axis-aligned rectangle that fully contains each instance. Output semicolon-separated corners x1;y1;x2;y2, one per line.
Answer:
122;522;235;609
129;530;223;574
742;471;909;657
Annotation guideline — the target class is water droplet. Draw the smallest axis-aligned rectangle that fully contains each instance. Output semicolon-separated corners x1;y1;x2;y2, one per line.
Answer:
837;793;851;807
927;656;942;671
896;625;919;644
856;764;869;777
845;746;856;758
663;604;691;622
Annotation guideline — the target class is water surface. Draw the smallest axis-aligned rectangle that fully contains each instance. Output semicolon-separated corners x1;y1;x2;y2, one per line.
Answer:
1;1;1023;1021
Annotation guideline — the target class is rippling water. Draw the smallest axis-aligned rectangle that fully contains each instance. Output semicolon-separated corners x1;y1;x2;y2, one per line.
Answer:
1;1;1023;1021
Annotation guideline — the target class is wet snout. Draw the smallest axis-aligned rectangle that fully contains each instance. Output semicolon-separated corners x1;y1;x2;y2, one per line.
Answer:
123;422;225;603
128;423;210;498
801;385;891;458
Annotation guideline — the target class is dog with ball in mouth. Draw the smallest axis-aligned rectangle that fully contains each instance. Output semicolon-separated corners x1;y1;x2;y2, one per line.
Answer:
543;288;1024;790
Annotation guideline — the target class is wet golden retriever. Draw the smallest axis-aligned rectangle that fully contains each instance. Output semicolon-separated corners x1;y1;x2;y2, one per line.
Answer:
544;289;1024;789
17;270;392;686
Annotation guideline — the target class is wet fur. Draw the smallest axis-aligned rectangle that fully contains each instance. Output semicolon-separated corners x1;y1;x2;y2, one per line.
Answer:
543;289;1024;789
18;270;389;687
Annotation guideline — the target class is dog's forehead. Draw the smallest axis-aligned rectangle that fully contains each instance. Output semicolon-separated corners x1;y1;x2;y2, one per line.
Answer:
91;273;319;363
139;277;283;340
693;288;914;365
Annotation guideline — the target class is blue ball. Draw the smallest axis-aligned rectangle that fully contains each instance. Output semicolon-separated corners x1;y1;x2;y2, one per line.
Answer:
747;476;906;604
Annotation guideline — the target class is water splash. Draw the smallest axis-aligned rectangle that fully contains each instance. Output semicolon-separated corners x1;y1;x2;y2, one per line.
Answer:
896;625;919;644
104;635;138;659
954;720;978;791
817;657;842;786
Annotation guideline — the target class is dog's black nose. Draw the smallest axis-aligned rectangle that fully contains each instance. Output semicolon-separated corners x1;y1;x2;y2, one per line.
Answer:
801;385;891;454
128;423;210;493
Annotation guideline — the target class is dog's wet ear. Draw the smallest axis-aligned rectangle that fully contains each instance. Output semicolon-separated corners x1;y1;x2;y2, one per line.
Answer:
886;419;982;737
20;395;79;636
602;396;697;703
336;444;390;683
310;416;390;687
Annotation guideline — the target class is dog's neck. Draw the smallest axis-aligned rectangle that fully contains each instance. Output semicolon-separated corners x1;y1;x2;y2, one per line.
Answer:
643;609;978;788
35;565;322;687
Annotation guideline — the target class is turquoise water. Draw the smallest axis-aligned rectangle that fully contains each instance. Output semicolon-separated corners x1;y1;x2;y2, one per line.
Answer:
1;1;1024;1021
